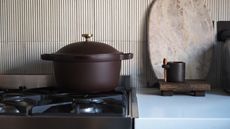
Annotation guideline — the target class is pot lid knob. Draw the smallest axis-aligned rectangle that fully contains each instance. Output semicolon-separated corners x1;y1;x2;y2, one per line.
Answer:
82;34;93;42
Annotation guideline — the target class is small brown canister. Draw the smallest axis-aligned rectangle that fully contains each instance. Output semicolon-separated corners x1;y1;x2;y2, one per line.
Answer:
162;60;185;83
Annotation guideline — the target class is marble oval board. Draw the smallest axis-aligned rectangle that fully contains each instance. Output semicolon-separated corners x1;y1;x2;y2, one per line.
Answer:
148;0;214;80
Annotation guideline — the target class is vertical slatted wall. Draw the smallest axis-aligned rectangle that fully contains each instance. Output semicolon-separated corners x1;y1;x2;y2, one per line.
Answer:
0;0;229;87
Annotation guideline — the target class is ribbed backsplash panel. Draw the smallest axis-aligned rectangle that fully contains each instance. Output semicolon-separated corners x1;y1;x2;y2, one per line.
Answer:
0;0;230;87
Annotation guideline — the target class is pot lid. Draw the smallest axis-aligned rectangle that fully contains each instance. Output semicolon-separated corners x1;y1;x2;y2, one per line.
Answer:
56;34;119;55
41;34;133;62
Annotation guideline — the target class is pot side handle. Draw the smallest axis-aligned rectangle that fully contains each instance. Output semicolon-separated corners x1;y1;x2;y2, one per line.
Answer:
120;53;133;60
41;54;56;61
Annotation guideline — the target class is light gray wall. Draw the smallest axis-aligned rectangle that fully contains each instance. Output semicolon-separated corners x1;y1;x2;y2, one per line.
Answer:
0;0;230;87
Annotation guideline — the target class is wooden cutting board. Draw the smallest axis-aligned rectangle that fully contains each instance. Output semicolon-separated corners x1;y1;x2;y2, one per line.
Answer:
148;0;214;80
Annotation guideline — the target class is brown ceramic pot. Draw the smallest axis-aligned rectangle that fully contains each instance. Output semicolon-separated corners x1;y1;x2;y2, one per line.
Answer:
41;34;133;93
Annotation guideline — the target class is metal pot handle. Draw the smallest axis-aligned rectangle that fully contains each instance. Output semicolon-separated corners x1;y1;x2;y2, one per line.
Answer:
82;33;93;42
120;53;133;60
41;54;56;61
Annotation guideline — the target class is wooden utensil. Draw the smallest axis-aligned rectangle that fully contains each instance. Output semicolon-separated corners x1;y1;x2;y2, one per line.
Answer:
163;58;167;82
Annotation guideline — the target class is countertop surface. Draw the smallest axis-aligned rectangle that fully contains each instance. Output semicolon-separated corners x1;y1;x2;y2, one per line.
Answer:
136;88;230;118
135;88;230;129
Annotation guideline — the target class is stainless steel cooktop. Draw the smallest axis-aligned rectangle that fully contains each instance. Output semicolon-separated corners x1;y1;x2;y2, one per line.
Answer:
0;75;138;129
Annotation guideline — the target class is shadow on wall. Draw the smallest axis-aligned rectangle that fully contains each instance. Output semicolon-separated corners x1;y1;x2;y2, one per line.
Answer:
222;40;230;90
2;60;53;75
140;0;158;88
206;42;221;88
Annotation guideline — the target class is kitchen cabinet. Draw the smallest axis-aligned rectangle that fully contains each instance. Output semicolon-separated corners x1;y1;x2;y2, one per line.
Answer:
135;88;230;129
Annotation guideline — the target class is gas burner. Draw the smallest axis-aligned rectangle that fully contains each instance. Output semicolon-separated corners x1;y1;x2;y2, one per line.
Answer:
0;87;128;116
0;103;20;114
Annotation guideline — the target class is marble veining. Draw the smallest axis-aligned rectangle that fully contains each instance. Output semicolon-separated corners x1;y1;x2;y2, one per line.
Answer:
148;0;215;79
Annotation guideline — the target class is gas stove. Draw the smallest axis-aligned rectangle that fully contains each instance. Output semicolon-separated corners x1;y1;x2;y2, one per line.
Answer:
0;87;128;116
0;75;137;129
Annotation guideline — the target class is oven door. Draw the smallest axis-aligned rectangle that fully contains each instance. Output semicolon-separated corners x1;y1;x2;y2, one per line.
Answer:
0;116;133;129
